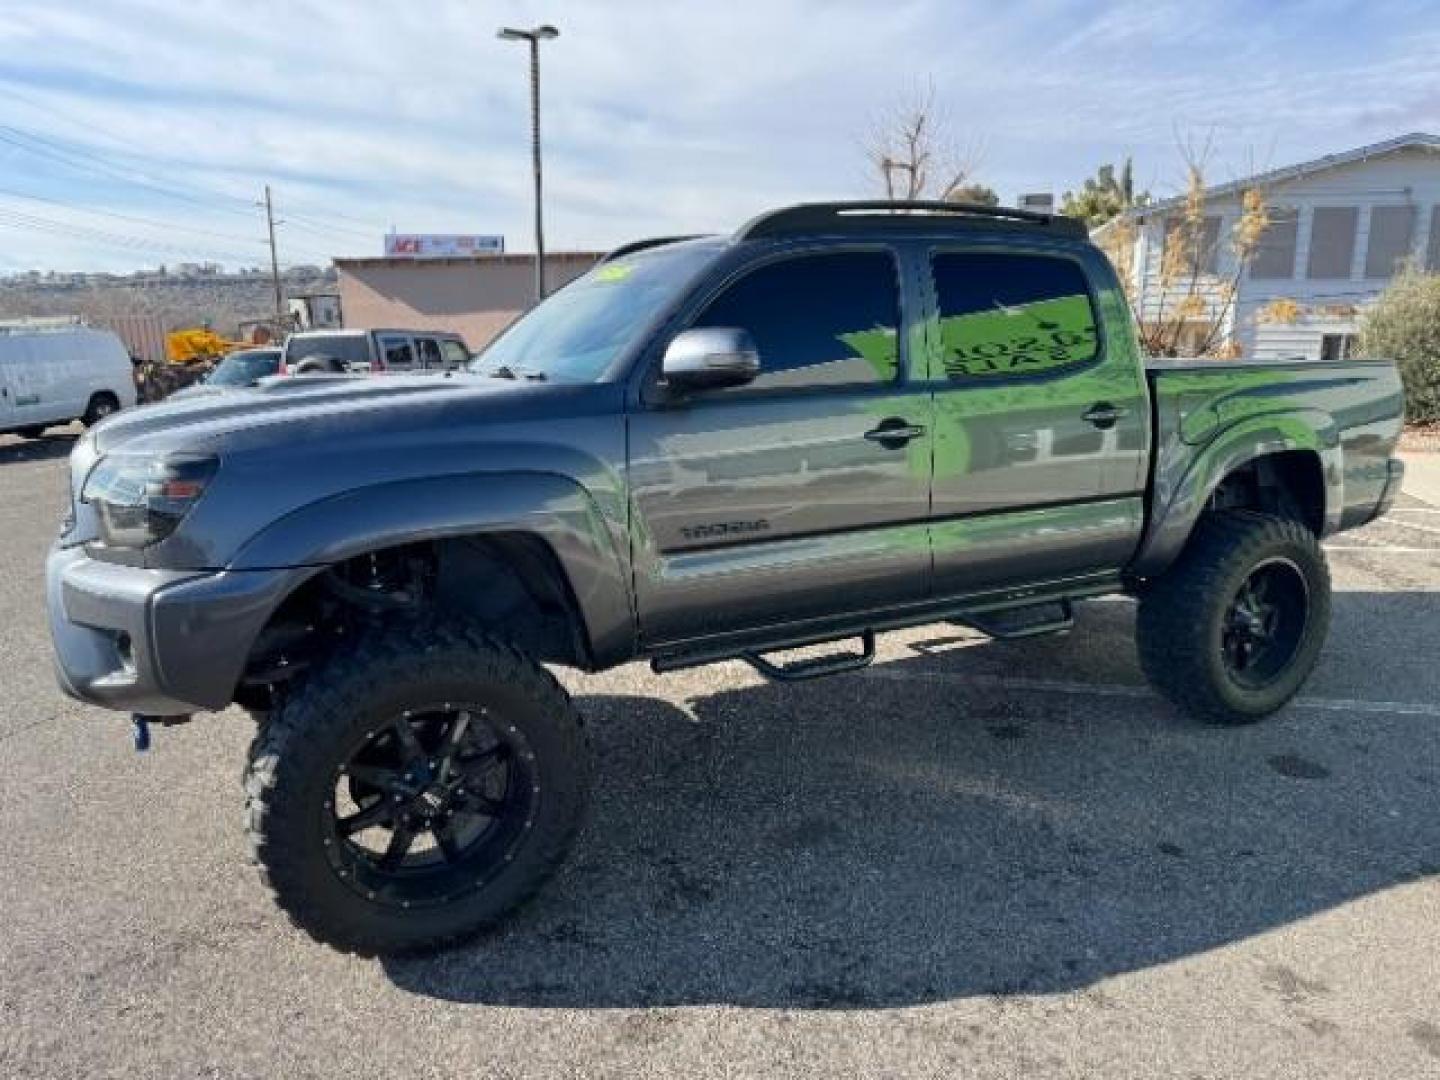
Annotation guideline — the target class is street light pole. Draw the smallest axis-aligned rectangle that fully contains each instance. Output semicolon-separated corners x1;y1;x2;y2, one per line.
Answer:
498;24;559;304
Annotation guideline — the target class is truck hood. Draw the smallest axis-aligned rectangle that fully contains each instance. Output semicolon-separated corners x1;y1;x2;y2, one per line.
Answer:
91;373;557;457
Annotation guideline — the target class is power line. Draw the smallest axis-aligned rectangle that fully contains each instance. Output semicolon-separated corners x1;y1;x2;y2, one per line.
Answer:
0;101;389;243
0;209;259;263
0;125;258;219
0;186;266;246
0;120;382;237
281;211;375;242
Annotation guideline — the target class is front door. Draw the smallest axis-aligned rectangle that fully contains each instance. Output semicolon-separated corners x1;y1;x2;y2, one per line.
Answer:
923;247;1148;596
628;247;933;646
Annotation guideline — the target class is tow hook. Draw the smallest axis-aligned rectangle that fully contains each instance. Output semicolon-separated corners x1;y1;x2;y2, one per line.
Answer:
130;713;193;752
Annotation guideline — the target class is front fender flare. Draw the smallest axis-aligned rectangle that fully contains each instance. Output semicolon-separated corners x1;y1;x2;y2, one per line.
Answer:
1130;410;1342;578
230;472;636;665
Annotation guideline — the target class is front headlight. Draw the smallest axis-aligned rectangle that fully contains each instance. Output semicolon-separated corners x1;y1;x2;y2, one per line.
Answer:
81;453;219;549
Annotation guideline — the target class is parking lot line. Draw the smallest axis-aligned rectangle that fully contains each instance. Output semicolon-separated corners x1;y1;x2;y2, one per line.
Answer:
1325;544;1437;554
861;666;1440;717
1388;518;1440;536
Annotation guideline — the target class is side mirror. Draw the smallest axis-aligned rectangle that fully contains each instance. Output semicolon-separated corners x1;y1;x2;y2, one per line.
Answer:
661;328;760;393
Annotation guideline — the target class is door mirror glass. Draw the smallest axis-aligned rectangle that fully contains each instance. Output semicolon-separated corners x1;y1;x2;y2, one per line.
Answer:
661;328;760;392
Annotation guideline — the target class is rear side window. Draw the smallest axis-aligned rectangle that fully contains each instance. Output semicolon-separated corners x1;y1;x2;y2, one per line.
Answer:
440;340;469;369
690;250;900;391
284;335;370;369
379;334;415;370
415;337;443;368
930;252;1100;380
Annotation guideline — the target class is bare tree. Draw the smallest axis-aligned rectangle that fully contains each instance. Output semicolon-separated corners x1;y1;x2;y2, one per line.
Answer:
1097;131;1273;358
864;82;985;201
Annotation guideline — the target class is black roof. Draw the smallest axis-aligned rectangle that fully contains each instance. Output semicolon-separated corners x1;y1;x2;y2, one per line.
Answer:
735;200;1088;241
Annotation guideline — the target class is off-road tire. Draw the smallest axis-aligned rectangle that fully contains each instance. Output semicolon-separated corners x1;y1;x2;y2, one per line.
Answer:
1137;511;1331;725
82;392;120;426
243;622;588;954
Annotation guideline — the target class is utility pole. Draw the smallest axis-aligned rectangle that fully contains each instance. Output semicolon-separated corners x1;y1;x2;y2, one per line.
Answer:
498;24;559;304
262;184;284;331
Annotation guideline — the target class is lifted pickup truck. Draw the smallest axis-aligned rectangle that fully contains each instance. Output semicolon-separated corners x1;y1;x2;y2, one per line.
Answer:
48;201;1405;954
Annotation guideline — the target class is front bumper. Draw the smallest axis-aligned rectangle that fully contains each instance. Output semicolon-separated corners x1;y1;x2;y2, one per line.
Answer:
47;545;303;714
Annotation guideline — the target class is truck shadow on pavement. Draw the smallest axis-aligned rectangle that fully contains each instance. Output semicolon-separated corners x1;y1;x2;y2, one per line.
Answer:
0;433;78;465
382;592;1440;1008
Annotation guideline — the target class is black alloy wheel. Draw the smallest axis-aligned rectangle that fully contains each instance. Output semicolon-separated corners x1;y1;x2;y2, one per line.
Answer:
326;704;538;910
1219;557;1310;691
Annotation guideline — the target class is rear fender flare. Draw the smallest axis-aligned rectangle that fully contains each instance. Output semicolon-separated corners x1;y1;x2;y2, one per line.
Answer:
1131;411;1341;577
230;472;636;665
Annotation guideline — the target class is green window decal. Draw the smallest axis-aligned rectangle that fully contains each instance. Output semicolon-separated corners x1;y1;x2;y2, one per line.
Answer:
931;253;1100;381
938;293;1097;378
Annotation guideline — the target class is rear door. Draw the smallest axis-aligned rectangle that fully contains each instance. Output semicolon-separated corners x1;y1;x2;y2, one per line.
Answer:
376;333;417;373
627;245;934;645
414;336;444;370
0;337;53;425
924;246;1147;595
0;343;17;427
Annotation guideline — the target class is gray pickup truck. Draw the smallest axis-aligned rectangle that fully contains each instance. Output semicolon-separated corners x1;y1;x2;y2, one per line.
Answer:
47;201;1405;954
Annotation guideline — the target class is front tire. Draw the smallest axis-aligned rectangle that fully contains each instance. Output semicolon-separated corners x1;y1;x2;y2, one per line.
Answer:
244;623;588;954
1137;511;1331;724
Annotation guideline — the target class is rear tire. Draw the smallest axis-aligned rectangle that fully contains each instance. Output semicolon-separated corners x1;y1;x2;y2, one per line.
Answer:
1137;511;1330;724
82;392;120;426
243;623;588;954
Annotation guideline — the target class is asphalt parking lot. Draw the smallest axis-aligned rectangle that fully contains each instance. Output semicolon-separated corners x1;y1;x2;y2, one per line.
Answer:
2;428;1438;1079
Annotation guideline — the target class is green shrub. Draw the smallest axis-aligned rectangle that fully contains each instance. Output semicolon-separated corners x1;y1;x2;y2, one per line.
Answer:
1359;269;1440;423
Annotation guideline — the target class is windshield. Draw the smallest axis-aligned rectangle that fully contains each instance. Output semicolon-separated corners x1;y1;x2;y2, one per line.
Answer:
209;349;280;386
470;241;719;382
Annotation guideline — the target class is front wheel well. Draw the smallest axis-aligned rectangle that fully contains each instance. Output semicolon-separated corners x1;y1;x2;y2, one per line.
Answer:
1206;450;1325;536
233;533;592;710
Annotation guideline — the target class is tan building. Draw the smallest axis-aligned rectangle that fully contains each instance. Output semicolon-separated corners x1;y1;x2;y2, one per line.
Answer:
334;252;603;350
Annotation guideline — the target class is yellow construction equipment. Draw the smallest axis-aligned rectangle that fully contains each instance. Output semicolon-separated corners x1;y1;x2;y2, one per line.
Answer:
165;327;249;364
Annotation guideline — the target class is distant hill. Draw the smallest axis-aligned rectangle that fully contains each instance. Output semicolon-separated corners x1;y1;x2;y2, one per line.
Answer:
0;267;338;337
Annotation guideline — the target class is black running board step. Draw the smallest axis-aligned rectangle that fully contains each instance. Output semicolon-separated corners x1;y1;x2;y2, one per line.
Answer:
956;599;1073;640
741;630;875;682
652;629;876;681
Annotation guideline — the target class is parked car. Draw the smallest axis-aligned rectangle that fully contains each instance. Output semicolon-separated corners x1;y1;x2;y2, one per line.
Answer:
47;201;1405;955
168;347;282;399
0;326;135;437
281;329;470;375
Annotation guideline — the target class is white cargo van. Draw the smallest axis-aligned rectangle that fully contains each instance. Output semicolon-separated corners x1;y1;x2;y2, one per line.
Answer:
0;326;137;437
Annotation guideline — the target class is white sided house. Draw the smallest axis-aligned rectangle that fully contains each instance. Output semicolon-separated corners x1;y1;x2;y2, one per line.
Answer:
1096;133;1440;360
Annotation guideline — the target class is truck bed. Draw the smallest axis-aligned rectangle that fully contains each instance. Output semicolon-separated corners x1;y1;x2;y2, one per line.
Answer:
1144;355;1406;537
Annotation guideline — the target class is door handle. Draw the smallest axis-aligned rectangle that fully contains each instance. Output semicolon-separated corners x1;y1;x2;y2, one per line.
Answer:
864;418;926;448
1081;402;1128;429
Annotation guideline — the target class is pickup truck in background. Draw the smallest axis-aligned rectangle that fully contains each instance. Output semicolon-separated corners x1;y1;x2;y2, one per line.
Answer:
281;327;471;374
47;201;1405;954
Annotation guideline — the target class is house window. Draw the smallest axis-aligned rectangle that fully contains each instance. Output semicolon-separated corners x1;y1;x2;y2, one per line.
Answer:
1319;333;1357;362
1428;206;1440;272
1251;207;1299;279
1163;215;1222;275
1366;205;1417;278
1306;207;1358;279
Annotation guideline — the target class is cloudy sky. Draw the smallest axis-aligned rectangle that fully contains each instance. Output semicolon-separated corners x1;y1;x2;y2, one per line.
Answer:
0;0;1436;271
